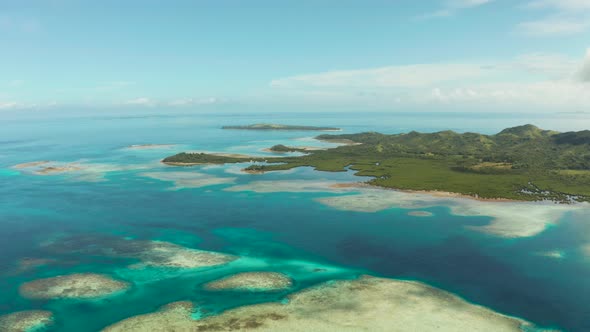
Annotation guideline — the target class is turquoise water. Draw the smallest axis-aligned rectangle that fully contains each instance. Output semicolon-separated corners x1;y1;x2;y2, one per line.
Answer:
1;111;589;331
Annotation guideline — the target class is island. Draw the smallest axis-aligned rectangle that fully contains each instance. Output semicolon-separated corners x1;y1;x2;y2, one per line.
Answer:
222;123;341;131
163;125;590;202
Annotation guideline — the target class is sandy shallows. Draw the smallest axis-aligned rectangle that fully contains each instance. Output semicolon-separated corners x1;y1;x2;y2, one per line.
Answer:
103;276;539;332
224;180;354;193
139;171;236;189
224;180;583;238
0;310;53;332
124;144;177;150
12;160;154;182
19;273;129;300
318;189;580;238
204;272;293;291
42;235;237;269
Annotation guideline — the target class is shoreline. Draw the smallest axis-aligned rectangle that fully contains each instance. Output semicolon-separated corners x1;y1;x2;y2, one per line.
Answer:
262;146;327;153
162;161;208;166
329;182;556;204
316;138;362;145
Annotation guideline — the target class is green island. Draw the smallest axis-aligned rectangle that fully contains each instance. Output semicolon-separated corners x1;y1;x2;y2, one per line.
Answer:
222;123;341;131
163;125;590;202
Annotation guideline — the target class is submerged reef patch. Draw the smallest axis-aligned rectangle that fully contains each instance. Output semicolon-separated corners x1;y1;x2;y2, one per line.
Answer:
12;257;57;274
204;272;293;292
42;235;237;269
19;273;129;299
12;160;153;182
407;211;434;217
104;275;541;331
0;310;53;332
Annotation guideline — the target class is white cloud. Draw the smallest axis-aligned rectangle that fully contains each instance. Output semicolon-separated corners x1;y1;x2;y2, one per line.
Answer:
519;0;590;36
7;80;25;87
0;102;20;110
268;49;590;111
513;53;579;77
417;0;493;20
0;101;61;111
123;97;155;107
580;49;590;82
168;97;220;106
526;0;590;11
449;0;493;8
119;97;224;108
0;15;41;33
271;64;494;89
518;19;590;36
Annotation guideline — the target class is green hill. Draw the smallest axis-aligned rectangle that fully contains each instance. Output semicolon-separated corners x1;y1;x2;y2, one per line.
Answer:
164;125;590;202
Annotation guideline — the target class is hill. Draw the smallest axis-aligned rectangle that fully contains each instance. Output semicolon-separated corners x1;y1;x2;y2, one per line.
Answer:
164;125;590;202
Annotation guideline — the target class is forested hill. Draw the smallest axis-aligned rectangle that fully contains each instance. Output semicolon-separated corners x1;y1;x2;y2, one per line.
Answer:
316;124;590;170
164;125;590;202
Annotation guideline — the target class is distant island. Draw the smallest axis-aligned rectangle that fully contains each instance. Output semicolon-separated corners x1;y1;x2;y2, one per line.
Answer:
163;125;590;203
222;124;341;131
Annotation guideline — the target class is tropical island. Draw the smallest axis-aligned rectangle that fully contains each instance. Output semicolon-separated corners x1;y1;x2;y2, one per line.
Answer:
222;123;341;131
163;125;590;202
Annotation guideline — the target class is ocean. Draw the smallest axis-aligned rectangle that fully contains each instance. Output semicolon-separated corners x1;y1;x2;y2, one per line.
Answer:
1;110;589;331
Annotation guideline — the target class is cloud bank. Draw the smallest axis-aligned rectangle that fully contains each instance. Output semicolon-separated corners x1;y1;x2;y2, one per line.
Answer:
269;49;590;111
518;0;590;36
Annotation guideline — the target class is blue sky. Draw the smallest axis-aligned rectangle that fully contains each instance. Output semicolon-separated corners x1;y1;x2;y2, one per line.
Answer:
1;0;589;112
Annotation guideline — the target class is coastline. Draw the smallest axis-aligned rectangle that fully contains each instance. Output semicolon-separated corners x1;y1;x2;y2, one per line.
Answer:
162;161;207;166
262;146;327;153
330;182;541;204
316;138;362;145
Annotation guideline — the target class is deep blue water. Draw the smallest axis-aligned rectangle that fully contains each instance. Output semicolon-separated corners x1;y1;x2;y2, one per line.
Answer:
1;111;589;331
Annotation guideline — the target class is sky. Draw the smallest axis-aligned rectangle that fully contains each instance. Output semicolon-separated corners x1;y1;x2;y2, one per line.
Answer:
1;0;590;113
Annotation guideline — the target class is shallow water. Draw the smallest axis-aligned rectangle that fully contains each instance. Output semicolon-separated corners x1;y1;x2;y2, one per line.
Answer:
1;111;589;331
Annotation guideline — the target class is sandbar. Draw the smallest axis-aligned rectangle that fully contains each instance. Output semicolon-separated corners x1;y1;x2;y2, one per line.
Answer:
0;310;53;332
204;272;293;291
103;275;540;332
19;273;129;299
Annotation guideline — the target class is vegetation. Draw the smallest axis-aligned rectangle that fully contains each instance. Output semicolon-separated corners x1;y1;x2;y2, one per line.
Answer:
268;144;308;153
222;124;340;131
164;125;590;202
